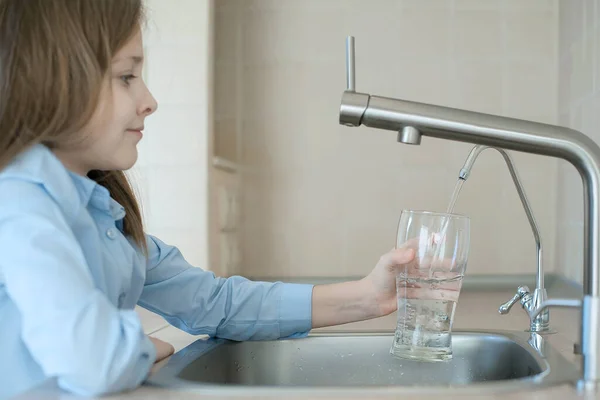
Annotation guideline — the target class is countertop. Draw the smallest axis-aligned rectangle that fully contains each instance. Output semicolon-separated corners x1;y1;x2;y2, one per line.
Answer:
12;276;599;400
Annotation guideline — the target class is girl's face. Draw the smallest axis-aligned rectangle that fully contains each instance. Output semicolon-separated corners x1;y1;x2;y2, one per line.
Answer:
54;29;157;175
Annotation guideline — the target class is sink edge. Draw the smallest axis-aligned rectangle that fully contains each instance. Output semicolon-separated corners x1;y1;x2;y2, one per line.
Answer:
146;329;581;395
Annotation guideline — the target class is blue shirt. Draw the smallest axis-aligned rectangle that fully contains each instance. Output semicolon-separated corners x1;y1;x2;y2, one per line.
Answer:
0;144;314;399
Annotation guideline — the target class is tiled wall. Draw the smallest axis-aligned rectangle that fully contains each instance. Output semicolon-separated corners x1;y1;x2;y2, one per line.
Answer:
215;0;560;279
557;0;599;285
131;0;213;270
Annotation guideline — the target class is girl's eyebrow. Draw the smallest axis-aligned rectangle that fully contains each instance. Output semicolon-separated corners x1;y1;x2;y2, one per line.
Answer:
112;55;144;65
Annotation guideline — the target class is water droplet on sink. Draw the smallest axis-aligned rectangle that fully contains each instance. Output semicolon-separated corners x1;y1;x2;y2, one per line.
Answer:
371;353;375;356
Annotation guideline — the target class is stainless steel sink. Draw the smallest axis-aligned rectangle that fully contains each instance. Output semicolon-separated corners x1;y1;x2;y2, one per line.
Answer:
147;330;580;395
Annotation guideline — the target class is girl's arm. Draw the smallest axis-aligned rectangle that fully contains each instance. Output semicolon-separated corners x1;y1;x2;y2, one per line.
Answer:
0;182;156;397
311;248;415;328
139;235;314;340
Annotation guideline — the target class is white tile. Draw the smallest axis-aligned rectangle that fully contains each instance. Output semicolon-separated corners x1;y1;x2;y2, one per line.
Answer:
241;64;309;120
569;102;584;131
452;9;503;60
138;105;208;167
393;8;453;61
503;60;556;122
591;95;600;142
214;63;239;119
403;0;453;9
146;43;210;106
559;55;572;114
594;25;600;93
454;0;502;10
238;118;309;180
144;0;211;45
216;0;244;12
559;0;584;52
449;59;504;114
558;222;584;284
557;162;584;227
505;9;557;61
241;9;297;66
503;0;557;11
385;59;453;106
346;8;451;63
143;166;208;230
145;227;209;270
567;36;588;105
215;9;241;63
584;0;595;35
214;117;239;162
581;96;597;138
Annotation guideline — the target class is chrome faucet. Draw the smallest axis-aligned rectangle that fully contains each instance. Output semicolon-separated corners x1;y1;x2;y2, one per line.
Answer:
339;36;599;390
456;145;550;333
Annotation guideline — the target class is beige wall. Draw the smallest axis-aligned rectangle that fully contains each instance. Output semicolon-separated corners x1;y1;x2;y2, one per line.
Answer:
214;0;559;279
556;0;598;285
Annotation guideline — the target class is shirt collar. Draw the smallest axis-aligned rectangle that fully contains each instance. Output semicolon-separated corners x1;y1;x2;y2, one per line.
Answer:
3;143;126;222
69;170;126;220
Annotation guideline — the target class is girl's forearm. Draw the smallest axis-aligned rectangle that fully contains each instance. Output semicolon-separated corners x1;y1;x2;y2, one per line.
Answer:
311;279;382;328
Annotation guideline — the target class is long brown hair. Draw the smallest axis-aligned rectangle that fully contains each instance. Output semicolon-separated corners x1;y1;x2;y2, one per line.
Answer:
0;0;148;253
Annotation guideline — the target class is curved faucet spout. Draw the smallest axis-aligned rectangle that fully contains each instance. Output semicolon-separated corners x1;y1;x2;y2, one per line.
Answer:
459;145;543;291
458;145;549;332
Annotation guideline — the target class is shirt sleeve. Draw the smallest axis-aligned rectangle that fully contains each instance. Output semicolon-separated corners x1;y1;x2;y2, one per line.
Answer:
0;182;156;397
138;235;314;341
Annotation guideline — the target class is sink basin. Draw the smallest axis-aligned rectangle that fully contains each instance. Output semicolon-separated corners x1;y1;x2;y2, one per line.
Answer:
148;330;580;395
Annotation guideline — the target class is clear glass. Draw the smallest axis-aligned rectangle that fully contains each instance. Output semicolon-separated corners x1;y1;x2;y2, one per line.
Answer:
390;210;470;362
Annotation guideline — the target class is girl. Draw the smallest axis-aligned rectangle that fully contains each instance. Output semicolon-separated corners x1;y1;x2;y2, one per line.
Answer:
0;0;415;398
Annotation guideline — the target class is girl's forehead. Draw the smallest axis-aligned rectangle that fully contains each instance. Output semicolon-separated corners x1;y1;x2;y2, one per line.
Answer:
114;31;144;61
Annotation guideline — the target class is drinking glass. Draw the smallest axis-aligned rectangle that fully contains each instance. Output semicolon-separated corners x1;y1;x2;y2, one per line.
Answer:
390;210;470;362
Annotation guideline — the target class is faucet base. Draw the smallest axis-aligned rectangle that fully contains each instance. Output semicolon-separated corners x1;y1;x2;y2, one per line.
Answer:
528;288;551;332
526;328;557;335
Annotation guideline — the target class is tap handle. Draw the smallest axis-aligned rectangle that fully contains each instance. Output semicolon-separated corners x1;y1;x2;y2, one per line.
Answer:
346;36;355;91
498;285;531;314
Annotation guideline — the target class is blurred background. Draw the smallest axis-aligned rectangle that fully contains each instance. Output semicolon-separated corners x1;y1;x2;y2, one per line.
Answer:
131;0;593;288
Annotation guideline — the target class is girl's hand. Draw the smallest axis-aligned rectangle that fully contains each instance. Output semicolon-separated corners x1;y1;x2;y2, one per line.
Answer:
360;247;416;317
311;247;416;328
361;245;461;317
148;336;175;363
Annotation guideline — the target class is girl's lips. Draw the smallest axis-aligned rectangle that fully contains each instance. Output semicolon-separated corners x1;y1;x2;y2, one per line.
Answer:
127;129;143;138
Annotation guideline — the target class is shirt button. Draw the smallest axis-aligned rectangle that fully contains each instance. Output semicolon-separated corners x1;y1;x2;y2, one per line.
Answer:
106;228;117;240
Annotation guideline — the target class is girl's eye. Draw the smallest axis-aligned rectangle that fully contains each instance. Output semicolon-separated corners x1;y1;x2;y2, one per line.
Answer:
120;74;137;85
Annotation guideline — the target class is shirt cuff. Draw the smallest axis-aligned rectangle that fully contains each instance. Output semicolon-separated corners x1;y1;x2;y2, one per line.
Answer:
122;310;158;386
278;283;314;339
137;330;158;383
